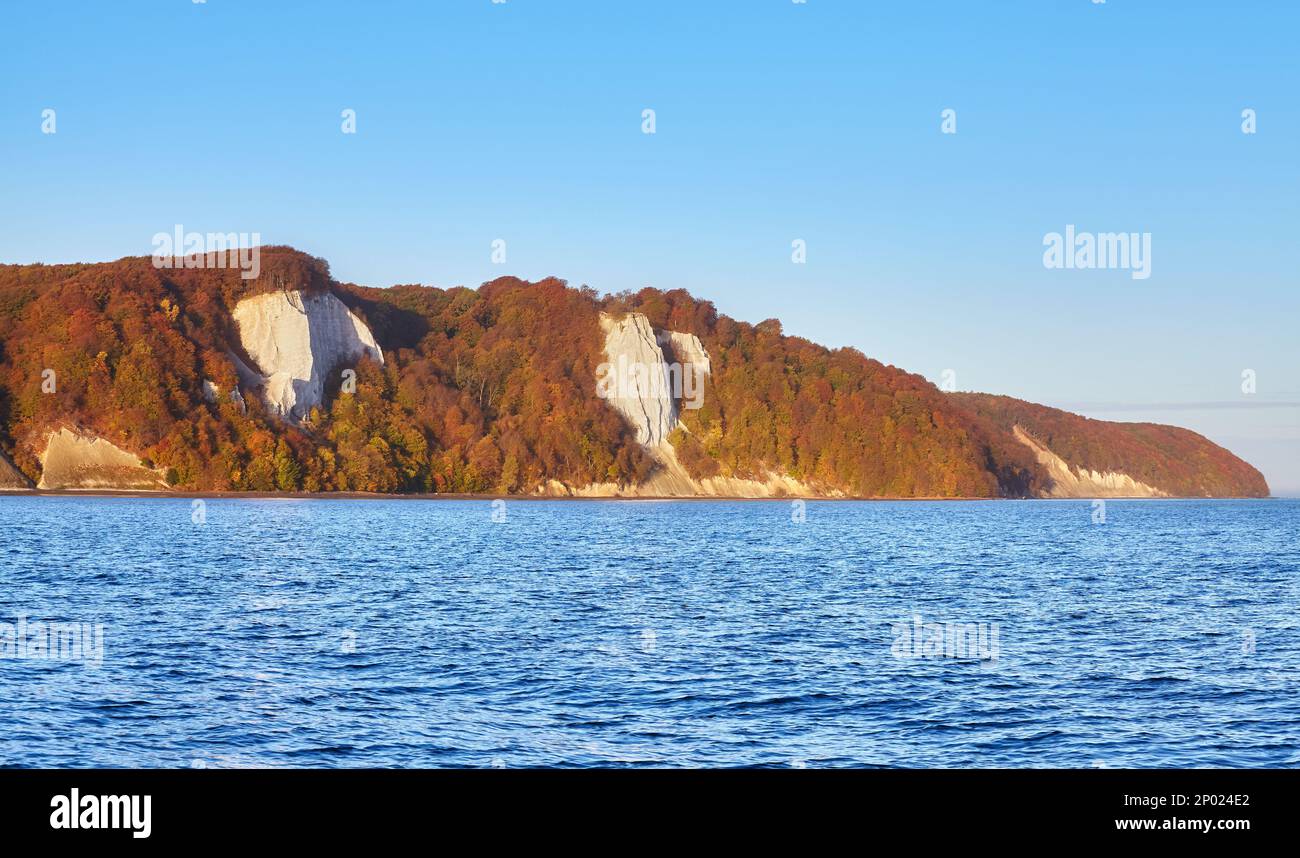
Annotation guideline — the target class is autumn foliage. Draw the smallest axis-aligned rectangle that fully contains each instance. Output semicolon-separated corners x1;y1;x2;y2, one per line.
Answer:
950;392;1270;497
0;248;1269;498
0;249;651;493
603;287;1047;497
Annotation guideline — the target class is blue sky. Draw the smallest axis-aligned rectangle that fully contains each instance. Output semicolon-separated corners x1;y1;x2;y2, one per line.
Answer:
2;1;1297;492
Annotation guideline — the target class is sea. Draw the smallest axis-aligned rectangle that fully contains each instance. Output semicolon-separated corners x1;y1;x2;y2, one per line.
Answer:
0;496;1296;768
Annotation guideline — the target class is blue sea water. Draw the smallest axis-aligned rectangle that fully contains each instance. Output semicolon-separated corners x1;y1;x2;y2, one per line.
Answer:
0;496;1296;768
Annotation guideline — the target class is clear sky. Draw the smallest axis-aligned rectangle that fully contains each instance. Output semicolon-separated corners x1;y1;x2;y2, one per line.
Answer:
2;1;1296;492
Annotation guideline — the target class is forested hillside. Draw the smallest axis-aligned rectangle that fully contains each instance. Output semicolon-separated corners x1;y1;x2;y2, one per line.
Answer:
604;287;1043;497
0;249;651;492
950;393;1270;498
0;248;1269;497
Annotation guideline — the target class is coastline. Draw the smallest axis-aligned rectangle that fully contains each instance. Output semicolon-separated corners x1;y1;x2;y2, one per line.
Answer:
0;488;1278;502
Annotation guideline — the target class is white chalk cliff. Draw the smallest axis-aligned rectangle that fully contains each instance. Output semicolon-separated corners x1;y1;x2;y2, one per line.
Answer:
598;313;679;446
656;329;711;378
232;290;383;421
1011;425;1167;498
572;312;827;498
37;427;167;491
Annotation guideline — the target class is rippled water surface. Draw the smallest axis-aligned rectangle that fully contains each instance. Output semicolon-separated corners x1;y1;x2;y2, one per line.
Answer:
1;496;1296;768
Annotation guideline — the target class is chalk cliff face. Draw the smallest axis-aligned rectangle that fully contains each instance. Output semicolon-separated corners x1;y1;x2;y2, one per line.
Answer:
37;428;167;491
949;392;1269;498
657;330;711;377
588;312;820;497
1011;425;1166;498
232;290;383;421
598;313;679;446
597;313;714;446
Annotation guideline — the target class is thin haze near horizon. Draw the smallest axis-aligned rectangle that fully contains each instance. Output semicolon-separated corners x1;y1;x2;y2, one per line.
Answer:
1;1;1296;493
